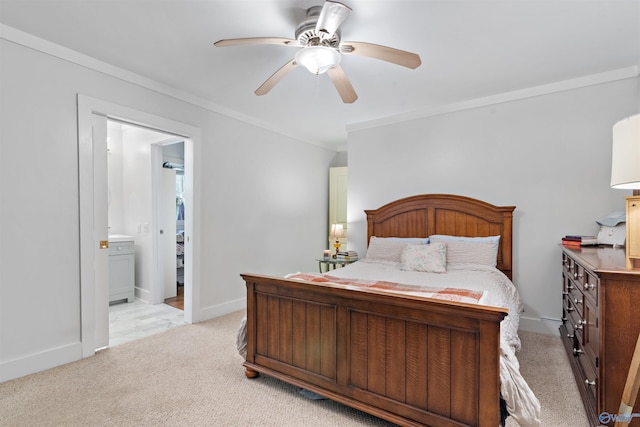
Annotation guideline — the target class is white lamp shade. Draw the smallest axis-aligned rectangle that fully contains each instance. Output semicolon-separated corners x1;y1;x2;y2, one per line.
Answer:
330;223;344;240
611;113;640;189
295;46;341;75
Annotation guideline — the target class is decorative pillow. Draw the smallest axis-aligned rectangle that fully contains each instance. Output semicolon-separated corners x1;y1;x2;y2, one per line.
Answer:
429;237;498;267
365;236;428;262
400;243;447;273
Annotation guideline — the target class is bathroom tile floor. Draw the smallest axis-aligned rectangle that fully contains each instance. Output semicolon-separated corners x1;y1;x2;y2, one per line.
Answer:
108;299;185;347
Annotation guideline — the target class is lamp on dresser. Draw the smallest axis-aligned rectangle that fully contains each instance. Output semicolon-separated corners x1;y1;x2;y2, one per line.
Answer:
611;113;640;269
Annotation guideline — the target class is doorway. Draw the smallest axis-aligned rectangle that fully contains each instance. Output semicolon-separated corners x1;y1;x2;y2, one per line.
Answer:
77;94;202;357
105;122;187;345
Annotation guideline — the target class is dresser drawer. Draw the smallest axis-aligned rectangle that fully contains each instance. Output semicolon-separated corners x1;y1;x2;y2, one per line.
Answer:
582;299;599;371
562;253;575;277
566;278;584;313
109;241;134;255
582;271;598;306
562;293;576;321
567;304;585;341
563;272;582;302
563;254;584;283
575;340;598;410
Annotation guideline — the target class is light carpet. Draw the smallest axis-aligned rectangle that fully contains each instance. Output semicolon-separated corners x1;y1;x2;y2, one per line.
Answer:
0;310;588;426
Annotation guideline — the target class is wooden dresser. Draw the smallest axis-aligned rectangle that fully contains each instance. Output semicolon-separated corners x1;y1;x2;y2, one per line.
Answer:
560;245;640;426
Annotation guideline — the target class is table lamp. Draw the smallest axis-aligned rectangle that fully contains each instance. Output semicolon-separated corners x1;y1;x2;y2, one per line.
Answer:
611;113;640;268
330;223;344;258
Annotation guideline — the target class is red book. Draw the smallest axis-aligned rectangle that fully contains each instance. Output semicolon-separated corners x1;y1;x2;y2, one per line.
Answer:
563;235;596;241
562;236;598;246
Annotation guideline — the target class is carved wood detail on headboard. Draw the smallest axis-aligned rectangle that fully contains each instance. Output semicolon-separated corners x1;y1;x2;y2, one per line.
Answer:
365;194;516;279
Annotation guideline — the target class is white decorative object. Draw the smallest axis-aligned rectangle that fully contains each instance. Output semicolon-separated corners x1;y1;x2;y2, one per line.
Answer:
611;113;640;189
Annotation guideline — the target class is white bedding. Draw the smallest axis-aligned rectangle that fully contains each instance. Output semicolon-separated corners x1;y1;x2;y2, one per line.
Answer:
237;259;541;426
324;259;523;351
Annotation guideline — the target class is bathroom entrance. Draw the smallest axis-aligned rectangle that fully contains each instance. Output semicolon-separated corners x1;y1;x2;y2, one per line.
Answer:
77;94;201;356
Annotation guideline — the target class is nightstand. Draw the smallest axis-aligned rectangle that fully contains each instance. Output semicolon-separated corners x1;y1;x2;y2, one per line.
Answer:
315;258;357;273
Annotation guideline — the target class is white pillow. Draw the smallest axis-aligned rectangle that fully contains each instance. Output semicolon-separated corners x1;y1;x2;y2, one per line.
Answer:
400;243;447;273
429;237;499;267
429;234;500;246
365;236;428;262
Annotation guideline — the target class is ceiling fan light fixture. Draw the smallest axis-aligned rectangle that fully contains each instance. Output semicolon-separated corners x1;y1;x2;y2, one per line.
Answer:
295;46;341;75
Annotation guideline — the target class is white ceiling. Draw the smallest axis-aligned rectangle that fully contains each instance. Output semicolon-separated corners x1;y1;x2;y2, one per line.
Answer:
1;0;639;150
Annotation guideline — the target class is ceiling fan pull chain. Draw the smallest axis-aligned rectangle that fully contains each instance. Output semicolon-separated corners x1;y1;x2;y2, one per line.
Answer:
315;74;321;98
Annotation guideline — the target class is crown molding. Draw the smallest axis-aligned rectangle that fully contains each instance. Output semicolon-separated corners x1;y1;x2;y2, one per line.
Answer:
0;24;336;151
347;66;640;133
3;24;636;149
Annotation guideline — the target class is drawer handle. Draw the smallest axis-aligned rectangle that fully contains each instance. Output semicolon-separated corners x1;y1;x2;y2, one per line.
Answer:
584;283;595;290
573;322;583;331
574;298;583;305
567;284;574;291
573;348;584;355
567;333;574;339
564;305;574;313
585;379;596;387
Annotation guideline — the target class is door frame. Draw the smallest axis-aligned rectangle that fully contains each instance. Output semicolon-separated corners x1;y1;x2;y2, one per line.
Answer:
77;94;202;357
92;114;109;350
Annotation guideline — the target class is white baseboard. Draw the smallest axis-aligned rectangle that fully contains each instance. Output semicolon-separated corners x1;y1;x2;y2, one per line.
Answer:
134;287;151;303
0;342;82;382
196;297;246;323
518;316;562;336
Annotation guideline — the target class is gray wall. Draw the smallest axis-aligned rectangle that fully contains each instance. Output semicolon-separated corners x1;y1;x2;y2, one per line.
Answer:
0;39;335;380
347;77;640;333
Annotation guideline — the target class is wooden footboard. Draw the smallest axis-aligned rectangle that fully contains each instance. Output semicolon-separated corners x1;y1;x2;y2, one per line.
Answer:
241;273;507;427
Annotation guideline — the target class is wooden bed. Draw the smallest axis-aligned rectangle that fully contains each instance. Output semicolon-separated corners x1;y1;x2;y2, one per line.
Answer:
241;194;516;427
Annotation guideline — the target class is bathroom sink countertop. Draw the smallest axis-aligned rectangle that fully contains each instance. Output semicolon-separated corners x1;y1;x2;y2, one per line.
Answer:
108;234;135;243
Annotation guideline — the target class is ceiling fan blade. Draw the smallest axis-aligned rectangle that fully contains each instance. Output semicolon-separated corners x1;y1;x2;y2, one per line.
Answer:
214;37;299;47
316;1;352;40
255;59;299;96
341;41;422;69
326;65;358;103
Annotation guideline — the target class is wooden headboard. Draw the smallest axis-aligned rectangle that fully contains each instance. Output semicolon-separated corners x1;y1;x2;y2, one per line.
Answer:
365;194;516;279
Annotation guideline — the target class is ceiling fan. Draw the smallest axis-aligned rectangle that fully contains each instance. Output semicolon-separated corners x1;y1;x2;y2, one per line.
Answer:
214;1;422;103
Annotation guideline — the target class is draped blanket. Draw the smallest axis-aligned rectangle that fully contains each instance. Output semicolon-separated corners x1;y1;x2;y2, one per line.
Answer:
287;273;487;304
